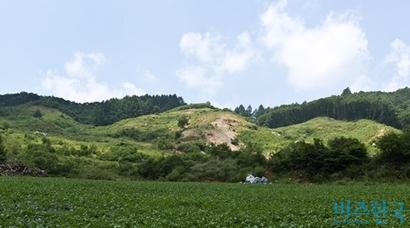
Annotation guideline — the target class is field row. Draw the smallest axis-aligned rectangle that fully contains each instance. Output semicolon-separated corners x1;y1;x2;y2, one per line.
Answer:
0;177;409;227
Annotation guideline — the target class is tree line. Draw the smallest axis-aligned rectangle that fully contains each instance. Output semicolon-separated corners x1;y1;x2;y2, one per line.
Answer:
0;92;185;126
234;87;410;129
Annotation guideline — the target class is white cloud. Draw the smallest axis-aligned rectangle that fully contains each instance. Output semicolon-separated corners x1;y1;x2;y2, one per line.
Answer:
175;66;221;97
180;32;224;63
64;52;106;78
260;0;369;90
383;39;410;91
122;82;146;95
135;66;158;82
177;31;259;97
219;32;259;74
41;52;146;102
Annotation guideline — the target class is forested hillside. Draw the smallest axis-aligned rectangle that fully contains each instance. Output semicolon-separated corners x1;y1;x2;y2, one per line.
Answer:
1;90;410;182
248;87;410;129
0;92;185;126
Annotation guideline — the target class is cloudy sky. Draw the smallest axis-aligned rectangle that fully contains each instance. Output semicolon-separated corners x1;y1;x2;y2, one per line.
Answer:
1;0;410;109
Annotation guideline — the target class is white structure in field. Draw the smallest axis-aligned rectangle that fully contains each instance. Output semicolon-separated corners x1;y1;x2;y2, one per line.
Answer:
245;174;268;184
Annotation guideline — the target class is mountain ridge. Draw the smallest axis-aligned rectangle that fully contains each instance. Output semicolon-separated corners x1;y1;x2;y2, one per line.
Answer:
255;87;410;129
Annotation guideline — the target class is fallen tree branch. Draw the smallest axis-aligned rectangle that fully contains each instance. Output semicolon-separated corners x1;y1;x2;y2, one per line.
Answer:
0;164;48;177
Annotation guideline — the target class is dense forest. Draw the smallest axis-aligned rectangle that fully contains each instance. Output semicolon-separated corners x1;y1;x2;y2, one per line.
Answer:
0;92;185;126
235;87;410;129
3;87;410;129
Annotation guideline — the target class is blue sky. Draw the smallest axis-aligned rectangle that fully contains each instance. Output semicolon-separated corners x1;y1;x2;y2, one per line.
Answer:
1;0;410;109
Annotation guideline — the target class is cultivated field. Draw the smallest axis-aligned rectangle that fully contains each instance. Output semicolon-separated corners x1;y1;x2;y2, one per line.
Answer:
0;177;408;227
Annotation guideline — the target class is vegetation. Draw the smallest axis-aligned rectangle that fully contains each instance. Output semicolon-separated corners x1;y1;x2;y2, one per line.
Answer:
270;137;369;182
235;87;410;129
1;177;409;227
33;110;42;119
0;91;185;126
0;90;410;183
177;115;189;129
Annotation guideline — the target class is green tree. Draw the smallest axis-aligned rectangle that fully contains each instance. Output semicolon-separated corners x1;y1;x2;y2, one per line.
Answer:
253;105;265;118
177;116;189;129
376;127;410;165
153;105;160;114
234;105;246;116
341;87;352;96
33;110;43;118
327;136;368;173
245;105;253;117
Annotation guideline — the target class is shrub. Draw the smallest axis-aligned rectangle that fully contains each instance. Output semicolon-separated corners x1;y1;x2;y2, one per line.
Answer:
166;169;181;181
0;121;10;130
177;143;200;153
177;116;189;129
33;110;43;118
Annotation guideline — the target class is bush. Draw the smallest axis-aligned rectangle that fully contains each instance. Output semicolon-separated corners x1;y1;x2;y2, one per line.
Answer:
376;127;410;166
269;137;369;181
177;143;200;153
157;138;174;150
166;169;181;181
112;128;167;142
33;110;43;118
0;121;10;130
118;161;139;177
178;116;189;129
19;144;60;174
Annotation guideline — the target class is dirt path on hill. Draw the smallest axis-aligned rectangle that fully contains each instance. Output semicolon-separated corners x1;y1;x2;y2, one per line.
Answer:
367;128;386;143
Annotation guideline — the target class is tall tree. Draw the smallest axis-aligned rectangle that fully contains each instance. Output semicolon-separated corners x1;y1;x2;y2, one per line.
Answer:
376;127;410;165
234;105;246;116
253;105;265;118
341;87;352;96
246;105;253;117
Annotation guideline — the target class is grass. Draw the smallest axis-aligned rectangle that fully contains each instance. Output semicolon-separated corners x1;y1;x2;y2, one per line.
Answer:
0;177;409;227
238;117;400;155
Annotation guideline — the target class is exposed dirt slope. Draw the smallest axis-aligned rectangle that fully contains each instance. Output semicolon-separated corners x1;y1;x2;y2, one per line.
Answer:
180;112;246;150
206;115;241;150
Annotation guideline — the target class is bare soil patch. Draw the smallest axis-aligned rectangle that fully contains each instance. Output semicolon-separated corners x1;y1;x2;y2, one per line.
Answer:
0;164;48;177
367;128;386;143
181;114;244;151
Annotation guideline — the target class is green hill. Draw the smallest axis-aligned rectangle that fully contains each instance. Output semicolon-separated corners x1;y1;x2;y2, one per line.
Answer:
255;87;410;129
0;92;406;182
0;102;399;156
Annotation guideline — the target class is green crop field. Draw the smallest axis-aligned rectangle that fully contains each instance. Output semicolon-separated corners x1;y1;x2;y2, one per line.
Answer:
0;177;408;227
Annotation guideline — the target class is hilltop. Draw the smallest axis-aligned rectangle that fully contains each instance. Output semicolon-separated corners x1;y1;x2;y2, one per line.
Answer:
254;87;410;129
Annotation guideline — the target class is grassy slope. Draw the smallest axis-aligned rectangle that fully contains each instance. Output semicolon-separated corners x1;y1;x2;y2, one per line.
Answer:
0;105;401;156
239;117;400;154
